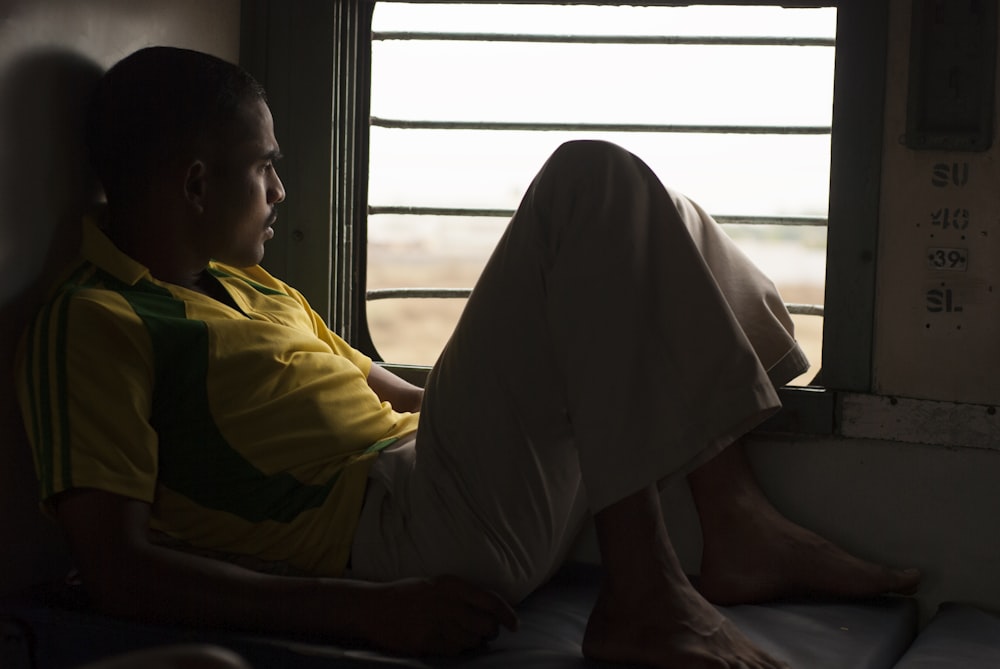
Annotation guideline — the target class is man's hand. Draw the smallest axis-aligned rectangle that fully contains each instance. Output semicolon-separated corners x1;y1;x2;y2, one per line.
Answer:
366;576;519;656
366;363;424;414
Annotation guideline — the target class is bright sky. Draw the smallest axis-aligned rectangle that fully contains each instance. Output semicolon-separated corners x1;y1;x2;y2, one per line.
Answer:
366;2;835;283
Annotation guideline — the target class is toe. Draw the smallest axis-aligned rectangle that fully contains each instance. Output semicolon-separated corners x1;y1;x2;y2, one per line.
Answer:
893;567;922;594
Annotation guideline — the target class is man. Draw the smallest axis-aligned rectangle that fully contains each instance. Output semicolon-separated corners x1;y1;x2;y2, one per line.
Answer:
17;47;920;668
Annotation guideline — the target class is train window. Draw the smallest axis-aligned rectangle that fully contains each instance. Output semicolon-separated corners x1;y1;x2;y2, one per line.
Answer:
364;2;836;386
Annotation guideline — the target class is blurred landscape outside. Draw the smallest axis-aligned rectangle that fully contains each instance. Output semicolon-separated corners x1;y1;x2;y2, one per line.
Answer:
365;3;834;385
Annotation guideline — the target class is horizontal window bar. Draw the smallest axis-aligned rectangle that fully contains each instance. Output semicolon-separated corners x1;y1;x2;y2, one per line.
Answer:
368;205;827;227
786;303;825;317
371;117;831;135
714;214;827;227
372;31;835;48
370;205;513;218
368;287;472;300
366;288;824;317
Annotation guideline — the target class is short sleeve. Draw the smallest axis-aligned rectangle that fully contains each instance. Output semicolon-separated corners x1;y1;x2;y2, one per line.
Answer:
17;289;159;506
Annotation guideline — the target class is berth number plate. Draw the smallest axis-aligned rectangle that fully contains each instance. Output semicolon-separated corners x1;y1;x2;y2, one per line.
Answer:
927;247;968;271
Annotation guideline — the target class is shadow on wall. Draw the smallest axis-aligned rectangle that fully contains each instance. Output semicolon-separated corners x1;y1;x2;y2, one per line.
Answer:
0;48;105;593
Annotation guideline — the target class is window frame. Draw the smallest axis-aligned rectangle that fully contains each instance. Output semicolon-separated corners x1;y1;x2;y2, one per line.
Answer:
241;0;889;435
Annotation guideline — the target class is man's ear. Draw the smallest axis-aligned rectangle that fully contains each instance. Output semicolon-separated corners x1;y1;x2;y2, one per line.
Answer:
183;160;208;213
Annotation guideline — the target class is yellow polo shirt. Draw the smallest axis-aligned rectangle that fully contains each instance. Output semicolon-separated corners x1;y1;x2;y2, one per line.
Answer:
16;222;418;575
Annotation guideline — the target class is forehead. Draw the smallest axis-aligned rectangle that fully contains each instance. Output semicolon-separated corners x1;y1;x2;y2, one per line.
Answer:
217;98;278;155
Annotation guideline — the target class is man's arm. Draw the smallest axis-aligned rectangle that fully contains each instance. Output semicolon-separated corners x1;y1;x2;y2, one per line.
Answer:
366;363;425;413
55;488;516;655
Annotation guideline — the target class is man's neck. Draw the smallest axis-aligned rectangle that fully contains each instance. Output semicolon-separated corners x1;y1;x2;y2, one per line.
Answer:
191;268;239;308
108;212;210;292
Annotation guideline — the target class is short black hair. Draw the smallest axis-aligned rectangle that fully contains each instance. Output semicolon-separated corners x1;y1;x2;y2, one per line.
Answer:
86;46;266;204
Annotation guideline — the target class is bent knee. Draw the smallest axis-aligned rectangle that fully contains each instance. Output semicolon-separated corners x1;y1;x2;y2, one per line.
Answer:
535;140;648;200
548;139;634;170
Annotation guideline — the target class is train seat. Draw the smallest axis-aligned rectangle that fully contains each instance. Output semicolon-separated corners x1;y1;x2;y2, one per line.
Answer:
891;603;1000;669
0;562;919;669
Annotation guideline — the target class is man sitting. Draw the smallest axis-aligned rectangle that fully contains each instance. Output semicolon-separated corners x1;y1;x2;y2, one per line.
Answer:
16;46;920;669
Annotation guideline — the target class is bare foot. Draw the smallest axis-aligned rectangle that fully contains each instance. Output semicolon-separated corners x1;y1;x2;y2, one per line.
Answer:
689;442;921;606
698;503;921;606
583;577;788;669
589;484;788;668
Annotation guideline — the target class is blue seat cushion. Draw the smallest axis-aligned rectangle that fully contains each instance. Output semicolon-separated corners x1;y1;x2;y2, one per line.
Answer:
892;603;1000;668
0;563;917;669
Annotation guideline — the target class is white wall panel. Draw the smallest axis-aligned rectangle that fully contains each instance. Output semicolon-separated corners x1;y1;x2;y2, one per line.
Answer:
874;0;1000;404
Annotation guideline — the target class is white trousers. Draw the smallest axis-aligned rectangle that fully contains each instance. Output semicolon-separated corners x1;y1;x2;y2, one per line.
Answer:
349;141;808;602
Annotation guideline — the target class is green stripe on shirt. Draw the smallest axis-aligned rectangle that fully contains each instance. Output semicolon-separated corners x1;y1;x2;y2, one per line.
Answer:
23;300;51;496
116;278;338;524
29;264;99;496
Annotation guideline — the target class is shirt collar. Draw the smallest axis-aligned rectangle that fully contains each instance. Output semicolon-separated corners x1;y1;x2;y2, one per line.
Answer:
81;216;152;286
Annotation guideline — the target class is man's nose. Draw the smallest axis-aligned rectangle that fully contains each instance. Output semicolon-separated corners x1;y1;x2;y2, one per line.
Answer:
269;174;286;204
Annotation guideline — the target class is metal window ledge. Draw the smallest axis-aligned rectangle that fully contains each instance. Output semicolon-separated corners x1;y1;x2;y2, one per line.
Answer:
381;367;1000;451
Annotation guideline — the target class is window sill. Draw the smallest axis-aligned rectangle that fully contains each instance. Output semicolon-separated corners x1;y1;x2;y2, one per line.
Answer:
383;364;998;451
762;386;1000;451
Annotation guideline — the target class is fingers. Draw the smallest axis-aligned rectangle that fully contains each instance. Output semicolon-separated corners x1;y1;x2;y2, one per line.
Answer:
418;576;517;653
433;576;519;643
441;575;519;632
376;575;520;656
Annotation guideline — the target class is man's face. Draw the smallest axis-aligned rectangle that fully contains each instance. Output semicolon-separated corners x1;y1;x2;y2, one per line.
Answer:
199;98;285;268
